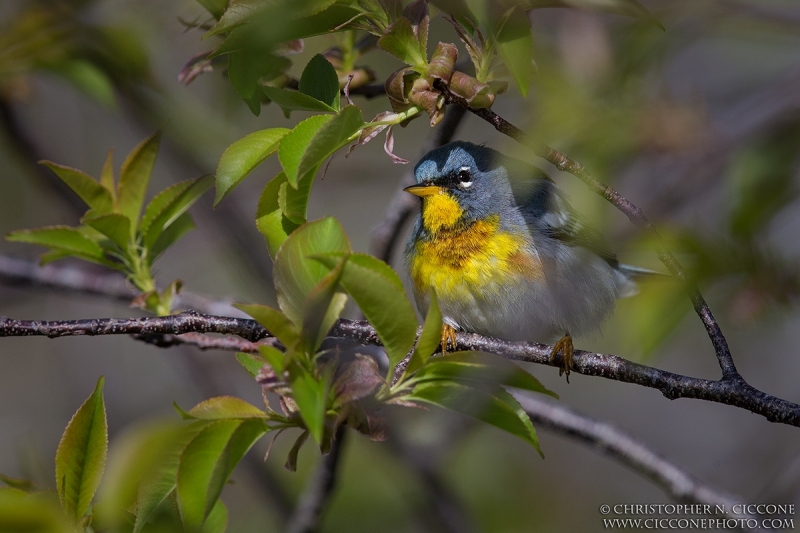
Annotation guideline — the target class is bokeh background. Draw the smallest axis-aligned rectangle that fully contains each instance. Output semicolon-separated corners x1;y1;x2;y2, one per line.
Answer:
1;0;800;531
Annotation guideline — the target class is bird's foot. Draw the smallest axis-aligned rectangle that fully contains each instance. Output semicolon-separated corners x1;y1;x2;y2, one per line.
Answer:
550;334;574;383
441;323;458;354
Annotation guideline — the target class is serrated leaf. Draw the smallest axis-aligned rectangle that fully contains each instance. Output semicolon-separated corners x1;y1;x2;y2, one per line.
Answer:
133;422;209;533
296;105;364;181
414;352;558;399
495;8;532;96
235;352;268;377
287;366;326;445
377;17;427;67
184;396;269;420
235;303;299;348
273;217;351;327
255;173;299;259
408;381;540;451
301;256;347;353
8;226;106;262
278;114;333;187
315;253;417;374
40;161;113;213
118;132;162;227
82;213;131;250
141;176;213;250
177;419;266;530
215;128;290;205
298;54;340;109
55;376;108;522
100;149;115;199
262;86;337;115
404;292;442;377
148;212;195;262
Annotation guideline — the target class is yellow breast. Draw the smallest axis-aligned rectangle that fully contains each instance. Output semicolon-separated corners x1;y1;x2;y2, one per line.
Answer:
410;196;542;299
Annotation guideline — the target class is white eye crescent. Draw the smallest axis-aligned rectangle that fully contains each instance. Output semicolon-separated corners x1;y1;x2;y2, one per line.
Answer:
457;166;472;188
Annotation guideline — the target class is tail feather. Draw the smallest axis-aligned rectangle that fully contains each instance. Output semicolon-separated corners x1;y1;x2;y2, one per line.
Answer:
616;263;669;278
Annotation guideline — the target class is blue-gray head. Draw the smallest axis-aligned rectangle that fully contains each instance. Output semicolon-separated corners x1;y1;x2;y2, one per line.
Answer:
404;141;515;227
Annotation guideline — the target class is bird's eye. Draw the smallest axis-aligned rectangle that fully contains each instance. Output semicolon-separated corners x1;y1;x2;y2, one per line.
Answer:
457;167;472;187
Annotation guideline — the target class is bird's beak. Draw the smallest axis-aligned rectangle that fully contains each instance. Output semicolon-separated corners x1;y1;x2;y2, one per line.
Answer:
403;184;445;197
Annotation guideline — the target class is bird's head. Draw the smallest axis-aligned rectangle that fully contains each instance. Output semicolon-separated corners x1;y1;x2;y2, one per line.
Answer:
405;141;514;233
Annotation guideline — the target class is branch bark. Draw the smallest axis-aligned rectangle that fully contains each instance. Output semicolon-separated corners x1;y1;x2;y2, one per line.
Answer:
1;311;797;427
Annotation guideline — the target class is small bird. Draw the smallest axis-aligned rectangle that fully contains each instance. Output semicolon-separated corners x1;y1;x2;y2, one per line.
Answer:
404;141;656;380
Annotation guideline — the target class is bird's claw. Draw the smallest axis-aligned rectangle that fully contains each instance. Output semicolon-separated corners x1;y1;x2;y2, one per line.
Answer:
550;334;574;383
441;324;458;354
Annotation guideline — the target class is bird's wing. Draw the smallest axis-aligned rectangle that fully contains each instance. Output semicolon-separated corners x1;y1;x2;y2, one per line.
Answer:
510;162;619;267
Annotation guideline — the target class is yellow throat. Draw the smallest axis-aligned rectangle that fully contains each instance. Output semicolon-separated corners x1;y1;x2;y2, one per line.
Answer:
411;192;542;298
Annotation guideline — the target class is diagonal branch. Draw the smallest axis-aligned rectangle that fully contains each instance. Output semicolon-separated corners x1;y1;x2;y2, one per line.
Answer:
434;80;739;382
1;312;797;427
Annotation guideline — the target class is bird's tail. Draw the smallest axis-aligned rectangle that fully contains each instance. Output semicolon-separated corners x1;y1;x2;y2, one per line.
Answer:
614;264;670;299
616;263;669;278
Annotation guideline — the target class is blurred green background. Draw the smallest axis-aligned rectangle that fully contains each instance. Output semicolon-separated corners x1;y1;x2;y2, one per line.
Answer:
1;0;800;531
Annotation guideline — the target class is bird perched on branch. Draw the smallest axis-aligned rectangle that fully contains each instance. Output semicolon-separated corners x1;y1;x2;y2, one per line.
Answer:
404;141;658;380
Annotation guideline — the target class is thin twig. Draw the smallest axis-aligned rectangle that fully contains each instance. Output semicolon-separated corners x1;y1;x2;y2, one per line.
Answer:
1;312;797;427
434;79;739;381
516;393;761;530
286;427;348;533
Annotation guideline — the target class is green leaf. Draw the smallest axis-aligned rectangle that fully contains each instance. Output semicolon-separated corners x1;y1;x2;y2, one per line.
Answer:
278;114;333;187
414;352;558;399
40;161;113;213
184;396;269;420
377;17;428;67
55;376;108;522
301;256;347;353
0;489;73;533
273;217;351;327
277;167;318;225
404;292;442;378
141;176;214;250
197;0;230;19
235;352;268;377
298;54;340;110
133;422;208;533
100;149;116;199
118;132;162;227
149;212;195;261
177;419;267;530
94;421;185;529
215;128;290;206
408;381;541;451
315;253;417;374
0;473;34;492
82;213;131;250
262;86;337;115
50;59;115;107
287;365;327;444
495;8;532;96
296;105;364;182
203;500;228;533
7;226;106;263
259;345;286;374
227;51;291;115
255;173;300;259
235;303;299;348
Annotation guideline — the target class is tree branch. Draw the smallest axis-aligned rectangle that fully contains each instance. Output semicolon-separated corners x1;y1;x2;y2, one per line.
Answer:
516;393;759;528
1;311;797;427
434;80;739;381
285;427;348;533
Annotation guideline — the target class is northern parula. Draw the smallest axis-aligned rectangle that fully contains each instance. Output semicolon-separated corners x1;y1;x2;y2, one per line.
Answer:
404;141;656;379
